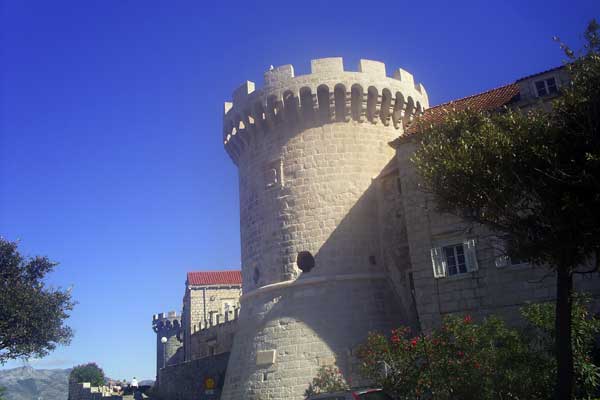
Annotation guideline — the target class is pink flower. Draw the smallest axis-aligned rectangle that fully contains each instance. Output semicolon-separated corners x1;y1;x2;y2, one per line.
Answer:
463;315;472;323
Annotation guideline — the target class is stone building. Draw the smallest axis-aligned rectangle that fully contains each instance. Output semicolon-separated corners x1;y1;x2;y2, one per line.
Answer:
152;271;242;398
152;59;599;400
182;270;242;361
218;58;600;400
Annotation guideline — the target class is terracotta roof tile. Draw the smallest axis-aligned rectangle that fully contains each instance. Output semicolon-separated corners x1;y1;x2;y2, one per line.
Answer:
404;82;520;135
187;270;242;286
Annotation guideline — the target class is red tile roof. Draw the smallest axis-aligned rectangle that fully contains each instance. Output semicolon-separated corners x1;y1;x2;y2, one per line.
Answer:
187;270;242;286
403;82;520;135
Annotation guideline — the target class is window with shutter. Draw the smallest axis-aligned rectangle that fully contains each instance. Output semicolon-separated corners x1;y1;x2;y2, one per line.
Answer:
431;239;479;278
463;239;479;272
430;247;446;278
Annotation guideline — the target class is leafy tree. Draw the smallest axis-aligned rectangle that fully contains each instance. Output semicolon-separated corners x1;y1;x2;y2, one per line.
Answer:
0;386;5;400
0;237;75;363
69;362;106;387
411;20;600;399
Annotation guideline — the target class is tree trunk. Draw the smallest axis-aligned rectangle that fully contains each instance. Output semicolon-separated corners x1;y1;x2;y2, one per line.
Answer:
555;266;574;399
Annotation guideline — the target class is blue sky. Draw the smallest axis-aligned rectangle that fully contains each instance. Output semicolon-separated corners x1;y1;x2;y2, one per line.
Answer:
0;0;597;381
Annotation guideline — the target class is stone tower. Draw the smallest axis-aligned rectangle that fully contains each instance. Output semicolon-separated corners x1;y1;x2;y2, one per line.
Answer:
152;311;182;383
221;58;428;399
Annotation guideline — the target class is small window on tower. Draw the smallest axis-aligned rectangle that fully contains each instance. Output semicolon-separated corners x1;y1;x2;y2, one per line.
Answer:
264;159;283;189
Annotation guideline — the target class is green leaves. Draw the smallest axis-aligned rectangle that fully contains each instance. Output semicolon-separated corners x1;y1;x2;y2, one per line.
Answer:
358;300;600;400
70;363;106;387
304;365;349;398
0;237;75;364
412;20;600;270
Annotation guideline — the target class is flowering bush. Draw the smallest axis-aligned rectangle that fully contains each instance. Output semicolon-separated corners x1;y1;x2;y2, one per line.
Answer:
358;296;600;400
304;365;349;398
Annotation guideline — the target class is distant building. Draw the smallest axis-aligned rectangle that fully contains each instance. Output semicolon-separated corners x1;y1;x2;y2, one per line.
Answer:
152;270;241;397
182;270;242;361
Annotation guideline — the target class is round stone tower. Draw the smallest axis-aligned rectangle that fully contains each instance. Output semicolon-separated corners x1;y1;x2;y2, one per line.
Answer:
152;311;182;382
221;58;428;399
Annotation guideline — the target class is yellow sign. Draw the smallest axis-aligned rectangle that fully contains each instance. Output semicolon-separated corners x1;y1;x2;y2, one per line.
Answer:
204;377;215;390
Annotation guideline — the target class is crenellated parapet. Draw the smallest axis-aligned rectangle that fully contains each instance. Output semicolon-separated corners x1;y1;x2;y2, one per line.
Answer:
152;311;182;334
191;307;240;333
222;57;428;164
190;311;239;360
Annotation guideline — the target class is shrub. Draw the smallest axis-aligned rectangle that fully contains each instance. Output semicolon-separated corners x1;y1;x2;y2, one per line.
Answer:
358;295;600;400
304;365;349;398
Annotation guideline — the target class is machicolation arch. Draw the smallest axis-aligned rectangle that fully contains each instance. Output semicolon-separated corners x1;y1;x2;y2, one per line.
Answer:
222;57;429;164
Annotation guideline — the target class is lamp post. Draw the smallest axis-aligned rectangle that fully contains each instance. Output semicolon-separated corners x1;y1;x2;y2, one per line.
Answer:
161;336;168;369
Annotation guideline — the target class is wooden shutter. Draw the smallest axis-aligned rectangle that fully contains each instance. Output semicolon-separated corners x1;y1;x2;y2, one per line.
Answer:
463;239;479;272
492;236;509;268
430;247;446;278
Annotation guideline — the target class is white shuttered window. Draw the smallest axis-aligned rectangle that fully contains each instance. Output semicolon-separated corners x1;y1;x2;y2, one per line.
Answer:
431;239;479;278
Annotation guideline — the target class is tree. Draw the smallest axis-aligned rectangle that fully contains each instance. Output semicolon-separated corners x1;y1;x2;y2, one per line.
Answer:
411;20;600;399
69;362;106;387
0;237;75;363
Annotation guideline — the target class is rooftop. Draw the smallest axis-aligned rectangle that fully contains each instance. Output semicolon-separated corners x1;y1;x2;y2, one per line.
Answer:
187;270;242;286
402;82;520;136
394;65;566;144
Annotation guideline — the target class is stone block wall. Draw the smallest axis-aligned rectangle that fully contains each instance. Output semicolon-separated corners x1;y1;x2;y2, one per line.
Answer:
395;141;600;329
183;285;241;361
156;352;230;400
190;318;238;360
68;382;122;400
221;57;428;399
375;165;420;331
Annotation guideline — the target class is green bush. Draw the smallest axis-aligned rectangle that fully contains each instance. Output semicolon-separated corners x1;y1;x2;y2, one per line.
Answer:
69;362;106;387
304;365;349;398
358;295;600;399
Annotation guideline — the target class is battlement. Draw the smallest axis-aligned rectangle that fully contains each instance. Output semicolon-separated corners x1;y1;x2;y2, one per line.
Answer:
222;57;429;164
189;310;239;360
152;311;181;332
190;307;240;333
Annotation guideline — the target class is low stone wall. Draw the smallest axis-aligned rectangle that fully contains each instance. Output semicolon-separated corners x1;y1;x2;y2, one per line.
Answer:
190;319;238;360
157;352;230;400
68;382;122;400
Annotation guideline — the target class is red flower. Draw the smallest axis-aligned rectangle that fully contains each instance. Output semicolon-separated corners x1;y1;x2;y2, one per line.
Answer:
457;351;464;357
463;315;472;323
411;338;419;347
474;361;481;369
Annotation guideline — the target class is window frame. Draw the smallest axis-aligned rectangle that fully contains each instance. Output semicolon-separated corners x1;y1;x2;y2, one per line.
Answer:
431;238;478;278
534;76;558;97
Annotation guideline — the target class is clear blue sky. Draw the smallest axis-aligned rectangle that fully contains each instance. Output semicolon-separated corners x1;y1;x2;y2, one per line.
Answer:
0;0;597;381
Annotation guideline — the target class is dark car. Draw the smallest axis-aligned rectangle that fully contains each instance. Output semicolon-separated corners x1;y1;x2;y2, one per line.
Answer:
307;388;394;400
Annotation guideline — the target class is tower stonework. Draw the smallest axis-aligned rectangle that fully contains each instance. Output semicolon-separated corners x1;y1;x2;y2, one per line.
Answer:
152;311;183;382
221;58;428;399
